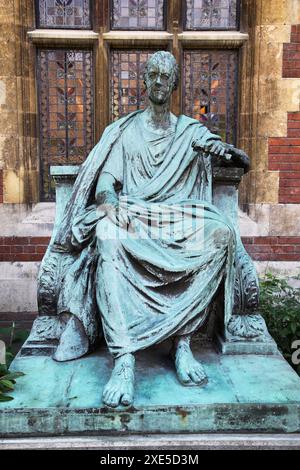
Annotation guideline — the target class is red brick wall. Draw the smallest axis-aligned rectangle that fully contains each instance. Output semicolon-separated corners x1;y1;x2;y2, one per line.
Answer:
269;130;300;203
0;236;300;262
243;236;300;261
283;25;300;78
268;25;300;203
0;237;50;262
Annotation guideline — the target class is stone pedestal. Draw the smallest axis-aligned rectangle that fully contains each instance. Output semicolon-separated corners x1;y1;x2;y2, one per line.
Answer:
216;333;279;355
2;166;299;437
1;341;300;436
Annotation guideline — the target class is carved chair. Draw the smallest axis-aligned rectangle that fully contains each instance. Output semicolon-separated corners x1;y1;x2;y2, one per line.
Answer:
21;165;277;356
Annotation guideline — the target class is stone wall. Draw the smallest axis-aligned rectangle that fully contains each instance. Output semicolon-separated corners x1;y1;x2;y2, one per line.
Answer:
0;1;300;321
268;25;300;204
0;0;38;204
0;169;3;203
236;0;300;276
283;24;300;79
239;0;300;206
0;1;298;209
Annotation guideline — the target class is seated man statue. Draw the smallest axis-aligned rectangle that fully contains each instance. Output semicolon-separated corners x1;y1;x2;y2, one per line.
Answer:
36;51;254;408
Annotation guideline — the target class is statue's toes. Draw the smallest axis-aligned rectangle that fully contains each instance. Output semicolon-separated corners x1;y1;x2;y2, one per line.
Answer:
102;382;113;401
188;368;206;385
177;366;193;385
121;391;133;406
104;389;122;408
193;365;208;385
188;369;201;384
102;387;110;403
102;386;120;408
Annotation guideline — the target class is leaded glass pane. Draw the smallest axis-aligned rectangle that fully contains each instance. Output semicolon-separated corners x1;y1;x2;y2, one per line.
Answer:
185;0;238;30
36;0;91;29
183;50;238;144
111;0;165;30
111;50;155;120
37;49;94;201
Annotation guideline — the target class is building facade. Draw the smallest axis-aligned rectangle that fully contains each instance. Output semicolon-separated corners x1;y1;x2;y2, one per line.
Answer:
0;0;299;323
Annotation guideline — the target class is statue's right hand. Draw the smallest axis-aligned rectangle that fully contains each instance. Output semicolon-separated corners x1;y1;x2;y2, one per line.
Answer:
96;189;130;227
106;203;131;228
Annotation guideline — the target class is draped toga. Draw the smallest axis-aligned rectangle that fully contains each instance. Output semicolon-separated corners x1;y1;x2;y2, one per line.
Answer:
40;111;237;359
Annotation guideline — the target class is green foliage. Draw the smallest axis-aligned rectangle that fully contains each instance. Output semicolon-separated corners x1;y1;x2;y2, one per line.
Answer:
260;273;300;375
0;363;24;402
0;323;28;402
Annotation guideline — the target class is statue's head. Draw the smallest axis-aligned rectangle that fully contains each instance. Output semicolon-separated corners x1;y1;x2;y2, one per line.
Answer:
143;51;179;105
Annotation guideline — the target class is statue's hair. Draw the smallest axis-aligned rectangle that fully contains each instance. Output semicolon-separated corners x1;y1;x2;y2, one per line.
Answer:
143;51;180;91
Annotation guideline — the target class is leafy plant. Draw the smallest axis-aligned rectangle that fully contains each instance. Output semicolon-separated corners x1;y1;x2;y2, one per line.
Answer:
0;363;24;402
0;323;28;402
259;273;300;375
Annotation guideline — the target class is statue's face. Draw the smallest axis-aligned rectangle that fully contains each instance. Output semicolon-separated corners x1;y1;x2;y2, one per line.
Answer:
144;59;175;105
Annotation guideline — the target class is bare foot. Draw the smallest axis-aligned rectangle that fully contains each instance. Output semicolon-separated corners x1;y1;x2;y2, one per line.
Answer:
102;353;135;407
172;337;208;387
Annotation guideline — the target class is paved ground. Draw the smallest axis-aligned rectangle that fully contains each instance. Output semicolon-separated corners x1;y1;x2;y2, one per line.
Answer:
1;434;300;450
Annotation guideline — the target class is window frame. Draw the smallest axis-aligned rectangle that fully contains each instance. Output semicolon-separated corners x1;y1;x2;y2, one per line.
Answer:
36;46;95;201
181;47;240;144
35;0;93;30
28;0;249;202
183;0;241;32
109;0;168;31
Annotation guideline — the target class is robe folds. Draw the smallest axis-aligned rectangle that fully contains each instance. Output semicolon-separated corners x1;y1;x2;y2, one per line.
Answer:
41;110;237;358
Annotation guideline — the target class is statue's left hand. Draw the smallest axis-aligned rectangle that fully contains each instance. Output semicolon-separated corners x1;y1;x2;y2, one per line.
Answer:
224;145;250;172
192;139;232;160
192;139;250;172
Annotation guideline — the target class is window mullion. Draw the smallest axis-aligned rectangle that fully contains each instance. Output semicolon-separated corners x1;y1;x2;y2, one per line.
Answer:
169;0;182;117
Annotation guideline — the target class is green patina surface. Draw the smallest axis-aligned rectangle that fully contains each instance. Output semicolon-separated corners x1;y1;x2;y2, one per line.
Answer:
1;341;300;436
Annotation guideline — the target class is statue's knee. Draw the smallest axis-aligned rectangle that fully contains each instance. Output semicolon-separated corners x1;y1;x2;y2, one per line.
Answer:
213;223;233;247
96;215;110;234
96;216;118;244
96;218;122;261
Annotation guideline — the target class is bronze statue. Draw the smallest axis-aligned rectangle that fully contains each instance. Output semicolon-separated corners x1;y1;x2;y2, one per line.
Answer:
32;51;261;408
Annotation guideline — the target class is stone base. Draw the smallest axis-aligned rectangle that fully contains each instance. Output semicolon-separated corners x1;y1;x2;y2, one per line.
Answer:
1;341;300;436
2;434;300;450
19;339;58;357
215;334;279;355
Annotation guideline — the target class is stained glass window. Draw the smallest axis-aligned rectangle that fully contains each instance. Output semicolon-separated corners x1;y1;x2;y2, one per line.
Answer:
36;0;91;29
111;50;156;120
37;49;94;201
185;0;239;30
183;50;238;144
111;0;165;30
